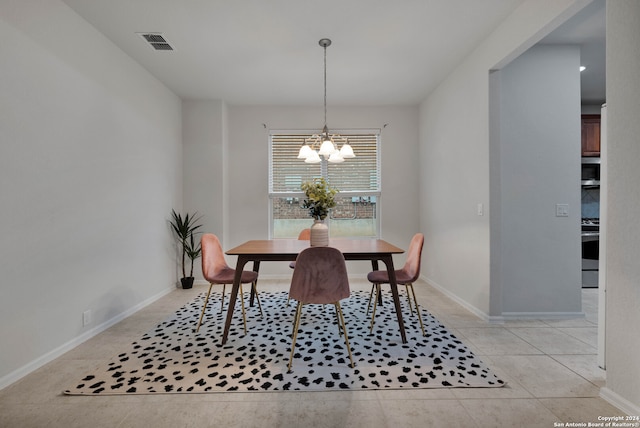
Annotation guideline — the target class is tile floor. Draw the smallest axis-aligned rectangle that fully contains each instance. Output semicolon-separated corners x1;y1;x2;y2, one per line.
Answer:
0;278;624;428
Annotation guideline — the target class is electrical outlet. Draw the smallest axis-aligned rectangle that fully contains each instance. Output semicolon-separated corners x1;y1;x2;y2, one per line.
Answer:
477;203;484;216
556;203;569;217
83;310;92;326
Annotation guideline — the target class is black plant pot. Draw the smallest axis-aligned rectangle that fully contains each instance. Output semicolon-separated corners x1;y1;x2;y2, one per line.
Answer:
180;277;195;289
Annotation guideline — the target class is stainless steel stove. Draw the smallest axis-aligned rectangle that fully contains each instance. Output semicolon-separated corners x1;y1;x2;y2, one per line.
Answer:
581;218;599;287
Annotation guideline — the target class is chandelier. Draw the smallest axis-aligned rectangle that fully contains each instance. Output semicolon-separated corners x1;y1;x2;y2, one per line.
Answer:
297;39;355;164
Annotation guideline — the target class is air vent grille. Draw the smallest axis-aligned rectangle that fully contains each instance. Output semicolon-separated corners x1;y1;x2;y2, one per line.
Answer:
138;33;174;51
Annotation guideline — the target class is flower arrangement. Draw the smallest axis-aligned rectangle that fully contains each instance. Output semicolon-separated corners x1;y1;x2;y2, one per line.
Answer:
301;177;339;220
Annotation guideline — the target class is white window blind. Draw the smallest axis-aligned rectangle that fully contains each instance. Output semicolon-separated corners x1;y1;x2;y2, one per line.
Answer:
269;134;321;193
269;130;380;238
269;132;380;193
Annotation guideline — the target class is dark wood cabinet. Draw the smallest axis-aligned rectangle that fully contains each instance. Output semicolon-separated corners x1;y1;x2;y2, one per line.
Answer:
581;114;601;157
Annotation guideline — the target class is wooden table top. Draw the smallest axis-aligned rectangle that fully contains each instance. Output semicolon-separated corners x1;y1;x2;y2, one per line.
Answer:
226;238;404;257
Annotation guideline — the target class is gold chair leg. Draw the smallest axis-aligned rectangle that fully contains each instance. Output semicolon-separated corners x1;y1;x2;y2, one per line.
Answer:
369;283;381;332
405;284;414;314
408;283;426;336
290;300;297;337
239;283;247;335
195;283;214;333
334;305;343;336
219;283;226;314
366;283;375;315
335;302;354;368
288;302;303;372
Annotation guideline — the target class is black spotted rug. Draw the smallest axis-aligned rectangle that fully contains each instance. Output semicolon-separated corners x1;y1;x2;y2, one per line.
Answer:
64;290;504;394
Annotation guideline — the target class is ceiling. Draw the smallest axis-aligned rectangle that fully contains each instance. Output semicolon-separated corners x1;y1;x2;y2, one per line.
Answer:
539;0;606;104
61;0;605;106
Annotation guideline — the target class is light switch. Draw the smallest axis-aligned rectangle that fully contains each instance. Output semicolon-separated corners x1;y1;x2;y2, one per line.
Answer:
477;203;484;216
556;203;569;217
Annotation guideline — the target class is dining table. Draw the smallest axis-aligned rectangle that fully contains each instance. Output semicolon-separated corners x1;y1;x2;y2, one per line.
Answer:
221;238;406;345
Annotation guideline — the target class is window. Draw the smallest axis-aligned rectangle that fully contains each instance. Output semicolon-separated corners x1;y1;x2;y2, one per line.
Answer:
269;130;380;238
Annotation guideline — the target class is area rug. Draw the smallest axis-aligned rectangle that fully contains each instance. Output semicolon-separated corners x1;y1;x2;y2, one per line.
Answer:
64;290;504;395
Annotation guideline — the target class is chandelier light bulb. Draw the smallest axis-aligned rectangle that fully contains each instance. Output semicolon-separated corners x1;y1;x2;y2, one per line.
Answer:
319;139;336;157
304;150;321;163
328;151;345;163
340;143;355;158
297;144;313;159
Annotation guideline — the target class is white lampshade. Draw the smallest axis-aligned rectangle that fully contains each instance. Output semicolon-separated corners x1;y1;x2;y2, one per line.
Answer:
318;139;335;157
304;150;322;163
297;144;313;159
328;151;344;163
339;143;355;158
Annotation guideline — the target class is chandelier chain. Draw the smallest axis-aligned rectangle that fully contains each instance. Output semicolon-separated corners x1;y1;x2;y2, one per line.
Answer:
296;38;354;163
324;42;327;129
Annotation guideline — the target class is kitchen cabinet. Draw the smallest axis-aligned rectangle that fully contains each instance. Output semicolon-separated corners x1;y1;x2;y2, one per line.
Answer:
581;114;601;157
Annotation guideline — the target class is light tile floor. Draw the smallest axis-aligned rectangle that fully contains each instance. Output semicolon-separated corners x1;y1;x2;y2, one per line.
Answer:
0;279;625;428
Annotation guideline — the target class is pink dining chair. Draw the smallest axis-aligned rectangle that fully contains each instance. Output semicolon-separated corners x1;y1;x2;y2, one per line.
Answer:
195;233;263;334
367;233;425;336
286;228;311;306
288;228;311;269
287;246;354;371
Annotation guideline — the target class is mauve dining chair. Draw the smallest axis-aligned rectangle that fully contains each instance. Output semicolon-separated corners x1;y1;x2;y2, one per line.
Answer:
287;246;354;371
288;228;311;269
195;233;262;334
286;228;311;306
366;233;425;336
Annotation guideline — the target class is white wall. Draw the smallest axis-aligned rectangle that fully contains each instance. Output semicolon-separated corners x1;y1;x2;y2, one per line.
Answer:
182;100;227;281
496;44;582;316
181;104;420;277
0;0;182;387
600;0;640;414
419;0;590;317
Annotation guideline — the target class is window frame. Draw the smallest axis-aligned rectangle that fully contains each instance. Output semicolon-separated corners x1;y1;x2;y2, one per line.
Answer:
268;128;381;239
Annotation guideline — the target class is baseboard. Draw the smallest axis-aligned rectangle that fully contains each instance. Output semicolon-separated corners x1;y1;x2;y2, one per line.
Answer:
423;276;492;322
0;285;175;391
422;276;587;323
501;311;586;320
600;387;640;416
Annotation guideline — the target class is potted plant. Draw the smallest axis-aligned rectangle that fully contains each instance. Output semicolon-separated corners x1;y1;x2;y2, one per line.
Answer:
301;177;338;246
170;209;203;289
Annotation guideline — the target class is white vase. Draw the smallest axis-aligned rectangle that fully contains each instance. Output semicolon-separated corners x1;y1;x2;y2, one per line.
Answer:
310;219;329;247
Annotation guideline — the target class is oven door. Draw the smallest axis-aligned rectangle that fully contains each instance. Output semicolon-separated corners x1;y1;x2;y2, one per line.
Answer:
582;231;599;287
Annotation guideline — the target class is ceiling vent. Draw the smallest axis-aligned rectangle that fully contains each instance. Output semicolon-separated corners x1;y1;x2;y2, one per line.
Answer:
138;33;174;51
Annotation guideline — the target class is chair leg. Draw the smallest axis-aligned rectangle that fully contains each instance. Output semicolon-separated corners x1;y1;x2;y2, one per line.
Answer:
238;283;247;335
366;283;376;315
288;302;303;372
334;305;343;336
407;283;425;336
195;283;214;333
369;283;381;332
405;284;414;314
335;302;354;368
219;283;226;314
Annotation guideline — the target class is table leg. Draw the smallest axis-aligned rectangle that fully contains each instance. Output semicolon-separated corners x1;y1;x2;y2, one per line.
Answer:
249;260;260;306
221;255;250;345
380;255;407;344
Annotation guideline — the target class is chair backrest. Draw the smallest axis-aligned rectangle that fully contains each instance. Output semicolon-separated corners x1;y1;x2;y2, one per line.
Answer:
290;247;350;304
297;228;311;240
401;233;424;283
201;233;230;282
